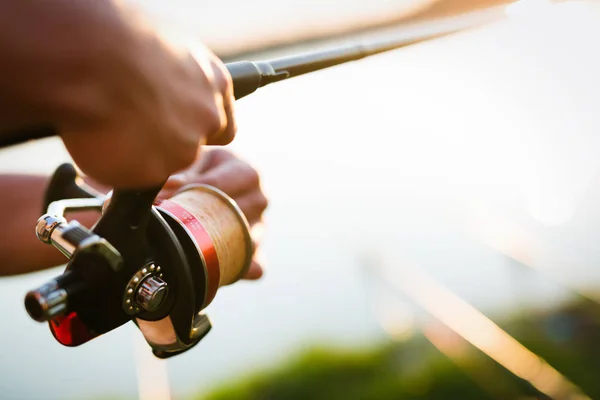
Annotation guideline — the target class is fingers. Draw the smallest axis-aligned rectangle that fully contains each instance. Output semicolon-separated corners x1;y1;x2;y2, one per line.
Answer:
243;261;263;280
214;86;236;146
234;190;269;226
242;230;266;280
162;147;235;194
196;148;235;173
206;57;237;146
155;145;268;282
190;158;261;198
159;150;267;223
187;46;236;147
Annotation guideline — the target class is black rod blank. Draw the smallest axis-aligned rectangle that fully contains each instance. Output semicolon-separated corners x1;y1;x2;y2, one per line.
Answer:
226;6;503;99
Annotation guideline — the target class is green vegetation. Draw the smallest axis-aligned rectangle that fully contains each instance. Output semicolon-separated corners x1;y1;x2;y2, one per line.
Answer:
197;337;540;400
199;339;489;400
198;299;600;400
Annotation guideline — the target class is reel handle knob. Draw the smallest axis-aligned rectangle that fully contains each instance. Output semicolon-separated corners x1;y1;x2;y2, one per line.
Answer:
136;275;169;312
43;163;102;212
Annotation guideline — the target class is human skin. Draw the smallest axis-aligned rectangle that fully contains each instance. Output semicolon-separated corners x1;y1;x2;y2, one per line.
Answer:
0;149;267;279
0;0;236;189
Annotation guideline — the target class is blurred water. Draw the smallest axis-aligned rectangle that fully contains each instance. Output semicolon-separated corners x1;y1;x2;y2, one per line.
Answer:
2;2;600;399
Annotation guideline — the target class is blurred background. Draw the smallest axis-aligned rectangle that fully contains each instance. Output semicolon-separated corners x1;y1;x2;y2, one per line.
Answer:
2;0;600;398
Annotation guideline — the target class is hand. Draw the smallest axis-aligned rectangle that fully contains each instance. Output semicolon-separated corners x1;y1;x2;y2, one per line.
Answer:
161;149;268;280
0;1;235;189
60;36;236;189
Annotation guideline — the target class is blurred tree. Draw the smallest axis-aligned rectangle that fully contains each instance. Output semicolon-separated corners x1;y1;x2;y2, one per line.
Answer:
199;298;600;400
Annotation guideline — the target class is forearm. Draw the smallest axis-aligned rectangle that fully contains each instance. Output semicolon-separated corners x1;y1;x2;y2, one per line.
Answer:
0;0;141;132
0;174;100;276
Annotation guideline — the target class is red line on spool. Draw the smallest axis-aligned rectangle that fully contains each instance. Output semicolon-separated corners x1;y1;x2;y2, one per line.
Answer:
155;199;220;306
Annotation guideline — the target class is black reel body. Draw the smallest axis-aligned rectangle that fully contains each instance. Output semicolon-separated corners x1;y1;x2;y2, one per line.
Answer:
26;163;211;358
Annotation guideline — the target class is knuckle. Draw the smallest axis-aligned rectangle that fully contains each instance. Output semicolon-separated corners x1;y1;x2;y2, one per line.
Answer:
247;168;261;187
200;173;219;188
209;148;233;160
212;60;233;95
204;104;226;136
214;127;236;145
257;193;269;211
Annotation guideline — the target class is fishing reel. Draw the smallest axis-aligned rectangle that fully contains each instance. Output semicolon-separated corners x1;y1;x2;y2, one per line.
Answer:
24;163;253;359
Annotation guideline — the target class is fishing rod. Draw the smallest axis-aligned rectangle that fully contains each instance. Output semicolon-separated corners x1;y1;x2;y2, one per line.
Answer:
20;9;505;359
227;9;499;100
0;7;504;148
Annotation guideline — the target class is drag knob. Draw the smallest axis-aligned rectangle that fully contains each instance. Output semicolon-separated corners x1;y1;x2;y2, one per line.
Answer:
136;276;169;312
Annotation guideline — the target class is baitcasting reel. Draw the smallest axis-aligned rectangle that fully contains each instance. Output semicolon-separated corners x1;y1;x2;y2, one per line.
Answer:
24;163;253;358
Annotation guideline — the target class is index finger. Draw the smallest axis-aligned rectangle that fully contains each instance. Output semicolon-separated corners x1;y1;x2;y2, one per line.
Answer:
206;58;237;146
190;159;260;197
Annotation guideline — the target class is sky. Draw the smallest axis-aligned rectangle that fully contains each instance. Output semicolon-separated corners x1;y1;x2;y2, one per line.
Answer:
123;0;434;54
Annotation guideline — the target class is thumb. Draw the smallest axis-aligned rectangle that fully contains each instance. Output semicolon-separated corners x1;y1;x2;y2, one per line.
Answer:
164;173;187;189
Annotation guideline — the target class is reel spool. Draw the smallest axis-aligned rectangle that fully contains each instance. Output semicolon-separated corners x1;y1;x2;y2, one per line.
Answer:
24;163;253;358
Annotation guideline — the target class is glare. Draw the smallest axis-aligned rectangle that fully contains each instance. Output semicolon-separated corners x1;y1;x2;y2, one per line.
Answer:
466;207;600;304
505;0;553;17
526;195;576;227
375;301;415;341
466;209;542;268
423;323;516;398
379;262;590;400
134;331;172;400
